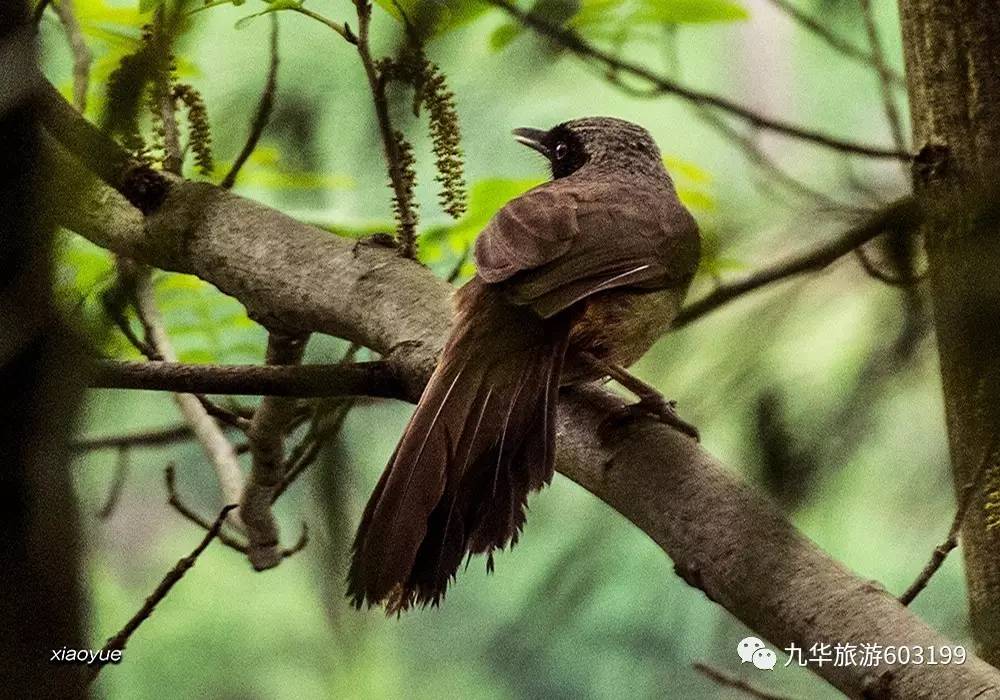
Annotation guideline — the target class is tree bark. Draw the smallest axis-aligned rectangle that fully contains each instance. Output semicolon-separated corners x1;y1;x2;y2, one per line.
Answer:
0;9;87;698
898;0;1000;666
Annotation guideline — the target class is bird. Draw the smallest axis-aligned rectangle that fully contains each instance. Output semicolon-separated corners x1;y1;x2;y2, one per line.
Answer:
347;117;701;613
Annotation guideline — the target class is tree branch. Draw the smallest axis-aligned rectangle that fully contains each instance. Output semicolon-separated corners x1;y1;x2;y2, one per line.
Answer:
46;138;1000;694
90;358;404;398
764;0;905;87
858;0;908;154
673;197;920;327
221;13;279;189
692;661;796;700
88;504;236;682
488;0;910;160
240;332;307;569
899;438;997;605
51;0;91;112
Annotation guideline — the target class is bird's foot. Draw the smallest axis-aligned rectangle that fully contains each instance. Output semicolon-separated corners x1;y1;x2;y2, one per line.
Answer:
601;394;700;441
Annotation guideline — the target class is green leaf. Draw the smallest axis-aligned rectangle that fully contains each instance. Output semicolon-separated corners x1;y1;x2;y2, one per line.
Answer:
489;22;522;51
373;0;489;38
234;0;301;29
633;0;748;24
138;0;163;14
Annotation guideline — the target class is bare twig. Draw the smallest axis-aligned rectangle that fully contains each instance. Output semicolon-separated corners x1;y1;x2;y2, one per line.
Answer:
72;423;194;451
240;333;308;570
164;464;249;553
853;244;925;287
489;0;909;160
221;13;279;189
899;440;998;605
858;0;908;154
693;662;797;700
152;13;183;176
90;358;403;398
88;504;237;681
96;446;130;520
673;197;920;327
446;244;472;283
52;0;91;112
290;5;354;43
765;0;905;87
131;269;247;523
353;0;418;256
272;399;355;501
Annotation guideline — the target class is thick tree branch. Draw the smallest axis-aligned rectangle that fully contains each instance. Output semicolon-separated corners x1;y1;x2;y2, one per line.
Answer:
46;143;1000;695
673;197;921;327
489;0;909;160
90;359;404;398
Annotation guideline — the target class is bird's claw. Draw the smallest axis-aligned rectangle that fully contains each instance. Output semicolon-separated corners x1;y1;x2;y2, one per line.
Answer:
600;395;700;442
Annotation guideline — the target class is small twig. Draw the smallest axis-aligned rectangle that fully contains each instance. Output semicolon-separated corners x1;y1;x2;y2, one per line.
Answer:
764;0;905;88
446;245;472;283
489;0;909;160
290;6;354;43
88;504;237;682
130;266;247;523
152;12;183;176
693;662;797;700
166;463;308;559
693;107;857;213
72;423;194;451
853;244;925;287
354;0;418;257
52;0;92;112
90;358;404;399
899;441;997;605
221;13;279;189
164;464;249;553
96;446;130;520
673;197;920;328
272;399;354;501
240;333;309;570
858;0;908;155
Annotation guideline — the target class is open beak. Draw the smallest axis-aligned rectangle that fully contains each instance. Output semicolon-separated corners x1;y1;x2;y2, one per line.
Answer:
512;127;549;157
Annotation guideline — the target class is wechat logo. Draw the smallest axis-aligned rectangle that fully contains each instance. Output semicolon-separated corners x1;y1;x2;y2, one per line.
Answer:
738;637;777;670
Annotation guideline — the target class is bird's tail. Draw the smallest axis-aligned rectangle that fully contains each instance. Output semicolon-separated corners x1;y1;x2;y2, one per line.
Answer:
347;278;575;613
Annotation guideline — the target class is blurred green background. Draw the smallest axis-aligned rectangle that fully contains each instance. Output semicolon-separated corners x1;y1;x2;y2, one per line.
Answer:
41;0;962;697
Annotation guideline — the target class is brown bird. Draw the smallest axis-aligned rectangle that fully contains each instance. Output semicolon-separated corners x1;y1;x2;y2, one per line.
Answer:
347;117;700;613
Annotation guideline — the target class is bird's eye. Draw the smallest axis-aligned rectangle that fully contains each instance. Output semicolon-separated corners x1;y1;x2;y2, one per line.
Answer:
554;142;568;160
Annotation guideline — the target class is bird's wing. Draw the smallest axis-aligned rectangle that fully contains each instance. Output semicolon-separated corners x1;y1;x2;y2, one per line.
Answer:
474;182;698;318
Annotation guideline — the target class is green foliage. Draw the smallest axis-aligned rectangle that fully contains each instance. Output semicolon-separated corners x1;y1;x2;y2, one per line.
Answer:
491;0;747;51
233;0;302;30
373;0;490;38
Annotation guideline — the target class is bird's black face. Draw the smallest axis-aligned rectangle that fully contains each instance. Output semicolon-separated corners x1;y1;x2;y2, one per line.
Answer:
513;117;663;181
512;124;589;179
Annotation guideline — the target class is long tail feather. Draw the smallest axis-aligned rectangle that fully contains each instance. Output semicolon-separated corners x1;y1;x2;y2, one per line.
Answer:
347;278;574;612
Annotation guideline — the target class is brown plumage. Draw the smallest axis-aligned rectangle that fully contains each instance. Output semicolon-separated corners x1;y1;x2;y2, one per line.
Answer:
347;117;700;612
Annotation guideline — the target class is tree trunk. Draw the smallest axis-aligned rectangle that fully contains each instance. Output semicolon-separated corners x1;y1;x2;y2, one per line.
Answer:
0;6;88;696
898;0;1000;666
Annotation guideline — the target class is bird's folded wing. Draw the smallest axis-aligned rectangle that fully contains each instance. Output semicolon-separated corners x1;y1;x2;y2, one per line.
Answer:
474;183;696;318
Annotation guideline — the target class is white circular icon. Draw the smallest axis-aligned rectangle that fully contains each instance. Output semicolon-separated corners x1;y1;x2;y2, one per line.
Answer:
752;648;777;670
737;636;766;663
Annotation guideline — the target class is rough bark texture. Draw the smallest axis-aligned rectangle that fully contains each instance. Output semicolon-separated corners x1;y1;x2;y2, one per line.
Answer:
46;141;1000;696
1;14;87;699
898;0;1000;666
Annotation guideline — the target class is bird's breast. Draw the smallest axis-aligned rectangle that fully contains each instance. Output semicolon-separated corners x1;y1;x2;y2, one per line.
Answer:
566;286;684;373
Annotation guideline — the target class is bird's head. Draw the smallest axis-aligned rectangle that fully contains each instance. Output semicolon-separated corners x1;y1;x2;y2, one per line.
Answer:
512;117;664;180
